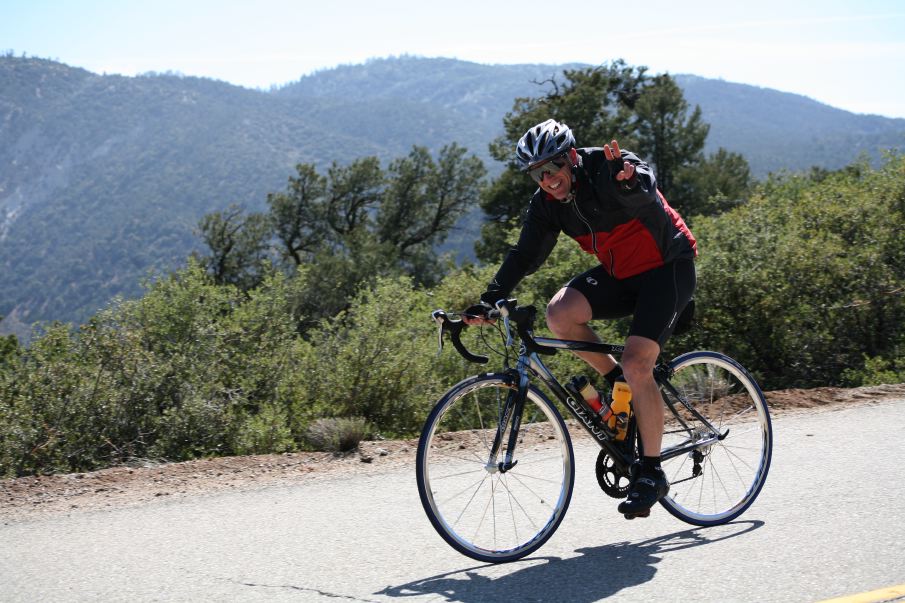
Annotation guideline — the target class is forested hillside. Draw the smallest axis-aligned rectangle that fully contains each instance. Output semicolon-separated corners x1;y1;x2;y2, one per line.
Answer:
0;57;365;335
2;54;904;335
676;75;905;173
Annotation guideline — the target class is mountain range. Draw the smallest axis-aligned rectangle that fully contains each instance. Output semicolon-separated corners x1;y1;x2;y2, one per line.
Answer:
2;54;904;338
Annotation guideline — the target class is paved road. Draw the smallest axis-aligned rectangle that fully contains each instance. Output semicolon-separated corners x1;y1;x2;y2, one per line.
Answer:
2;399;904;602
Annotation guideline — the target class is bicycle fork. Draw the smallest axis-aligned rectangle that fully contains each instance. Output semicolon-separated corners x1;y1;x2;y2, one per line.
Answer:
486;367;530;474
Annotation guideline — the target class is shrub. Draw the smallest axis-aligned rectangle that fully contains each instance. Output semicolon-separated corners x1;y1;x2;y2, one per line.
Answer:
841;354;905;387
293;275;442;438
234;403;294;455
305;417;371;453
687;156;905;388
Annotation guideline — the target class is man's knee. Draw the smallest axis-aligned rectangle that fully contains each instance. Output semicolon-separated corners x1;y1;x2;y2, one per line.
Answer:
546;288;587;336
621;358;652;384
545;293;569;336
621;337;660;383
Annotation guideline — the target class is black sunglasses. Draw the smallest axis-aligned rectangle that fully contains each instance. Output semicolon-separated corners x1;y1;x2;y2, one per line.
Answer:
528;155;571;183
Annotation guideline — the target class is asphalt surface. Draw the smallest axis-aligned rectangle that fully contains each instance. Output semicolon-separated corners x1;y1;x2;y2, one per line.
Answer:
2;399;904;602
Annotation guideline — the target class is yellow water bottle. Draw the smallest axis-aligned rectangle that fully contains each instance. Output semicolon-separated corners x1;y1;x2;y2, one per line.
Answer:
609;378;632;441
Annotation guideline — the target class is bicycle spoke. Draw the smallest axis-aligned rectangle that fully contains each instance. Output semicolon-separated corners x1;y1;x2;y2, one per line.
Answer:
723;405;755;424
708;455;732;510
499;473;542;530
718;443;760;474
510;453;565;465
667;452;691;484
441;474;490;511
473;391;490;451
718;442;762;455
507;470;565;485
718;446;754;493
443;476;487;521
505;474;520;545
471;479;496;544
718;424;759;438
491;476;498;550
430;466;488;481
505;472;558;509
429;448;489;466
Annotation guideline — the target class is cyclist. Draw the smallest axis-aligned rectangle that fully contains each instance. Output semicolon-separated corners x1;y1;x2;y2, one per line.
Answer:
463;119;697;517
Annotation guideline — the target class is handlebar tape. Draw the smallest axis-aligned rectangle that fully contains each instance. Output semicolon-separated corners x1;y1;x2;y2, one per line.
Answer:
447;318;489;364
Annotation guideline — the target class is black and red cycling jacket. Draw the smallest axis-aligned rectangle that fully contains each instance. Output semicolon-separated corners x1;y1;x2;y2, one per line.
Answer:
480;147;698;305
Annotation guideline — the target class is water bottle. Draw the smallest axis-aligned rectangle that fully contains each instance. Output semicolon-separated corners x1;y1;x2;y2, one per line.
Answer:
609;377;632;441
569;375;614;422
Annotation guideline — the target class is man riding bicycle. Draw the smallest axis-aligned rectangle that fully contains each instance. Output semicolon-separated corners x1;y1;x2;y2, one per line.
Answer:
463;119;697;517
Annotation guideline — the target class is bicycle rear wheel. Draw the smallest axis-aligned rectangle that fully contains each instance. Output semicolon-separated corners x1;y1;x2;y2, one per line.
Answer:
658;351;772;526
416;374;574;563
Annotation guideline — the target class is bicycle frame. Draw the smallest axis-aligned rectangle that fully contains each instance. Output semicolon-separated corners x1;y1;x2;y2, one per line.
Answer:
434;302;725;478
487;334;725;476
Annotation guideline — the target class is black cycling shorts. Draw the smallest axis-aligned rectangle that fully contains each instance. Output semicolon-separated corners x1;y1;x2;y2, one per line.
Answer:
566;260;696;348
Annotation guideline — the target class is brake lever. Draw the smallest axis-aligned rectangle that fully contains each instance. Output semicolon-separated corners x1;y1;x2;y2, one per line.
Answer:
431;308;489;364
431;309;446;355
503;315;513;347
494;299;514;347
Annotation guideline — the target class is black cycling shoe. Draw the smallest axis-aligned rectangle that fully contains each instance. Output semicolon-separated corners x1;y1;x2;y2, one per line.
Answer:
618;469;669;519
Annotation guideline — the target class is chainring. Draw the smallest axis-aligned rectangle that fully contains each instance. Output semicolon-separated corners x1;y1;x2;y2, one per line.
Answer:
595;450;633;499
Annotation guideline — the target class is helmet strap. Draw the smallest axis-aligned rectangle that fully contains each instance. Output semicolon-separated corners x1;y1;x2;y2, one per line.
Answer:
563;157;578;202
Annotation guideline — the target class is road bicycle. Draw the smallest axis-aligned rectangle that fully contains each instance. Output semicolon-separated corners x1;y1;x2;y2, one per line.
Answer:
416;299;772;563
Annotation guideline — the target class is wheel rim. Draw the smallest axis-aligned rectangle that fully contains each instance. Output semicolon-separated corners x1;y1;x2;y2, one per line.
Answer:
419;379;573;560
659;353;772;524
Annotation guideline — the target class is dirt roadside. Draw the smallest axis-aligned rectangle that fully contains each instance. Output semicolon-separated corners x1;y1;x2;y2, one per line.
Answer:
2;384;903;522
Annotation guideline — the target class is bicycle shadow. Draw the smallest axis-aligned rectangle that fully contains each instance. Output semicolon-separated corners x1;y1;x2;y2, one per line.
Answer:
378;520;763;603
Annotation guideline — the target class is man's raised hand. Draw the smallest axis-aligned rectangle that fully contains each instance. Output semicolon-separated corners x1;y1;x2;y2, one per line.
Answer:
603;139;636;183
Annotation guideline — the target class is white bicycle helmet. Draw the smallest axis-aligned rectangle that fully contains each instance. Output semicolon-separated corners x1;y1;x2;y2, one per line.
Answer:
515;119;575;170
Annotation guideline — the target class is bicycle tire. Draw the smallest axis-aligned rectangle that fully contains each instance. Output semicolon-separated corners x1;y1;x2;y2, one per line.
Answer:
658;351;773;526
416;373;574;563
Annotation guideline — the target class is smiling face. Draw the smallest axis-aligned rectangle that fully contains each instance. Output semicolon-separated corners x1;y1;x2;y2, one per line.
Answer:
537;160;572;200
528;149;575;201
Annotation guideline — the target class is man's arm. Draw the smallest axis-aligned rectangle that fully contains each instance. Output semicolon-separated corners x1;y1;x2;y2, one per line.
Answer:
480;203;559;306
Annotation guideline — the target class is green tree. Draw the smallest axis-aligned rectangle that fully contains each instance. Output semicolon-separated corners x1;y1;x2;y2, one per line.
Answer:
0;262;316;476
267;164;327;266
633;74;710;207
0;322;18;370
292;275;441;436
199;145;486;327
673;147;751;217
324;157;384;238
266;158;383;271
378;144;486;283
195;204;272;289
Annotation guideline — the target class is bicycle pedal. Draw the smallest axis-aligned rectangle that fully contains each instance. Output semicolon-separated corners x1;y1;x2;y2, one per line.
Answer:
623;509;651;520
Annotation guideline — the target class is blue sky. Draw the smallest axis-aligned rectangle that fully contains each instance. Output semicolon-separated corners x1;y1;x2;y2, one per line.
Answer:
3;0;905;118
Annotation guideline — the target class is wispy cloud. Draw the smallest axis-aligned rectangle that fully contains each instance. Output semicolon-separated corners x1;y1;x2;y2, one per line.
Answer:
606;12;905;41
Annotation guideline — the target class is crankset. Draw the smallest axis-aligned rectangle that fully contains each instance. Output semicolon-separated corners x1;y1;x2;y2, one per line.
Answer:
595;451;633;499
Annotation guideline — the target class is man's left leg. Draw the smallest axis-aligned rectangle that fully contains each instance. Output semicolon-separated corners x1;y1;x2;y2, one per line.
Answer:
616;335;670;517
620;335;663;457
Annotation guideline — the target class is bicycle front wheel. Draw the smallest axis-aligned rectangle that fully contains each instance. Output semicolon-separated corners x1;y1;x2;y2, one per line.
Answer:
416;374;574;563
658;351;773;526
